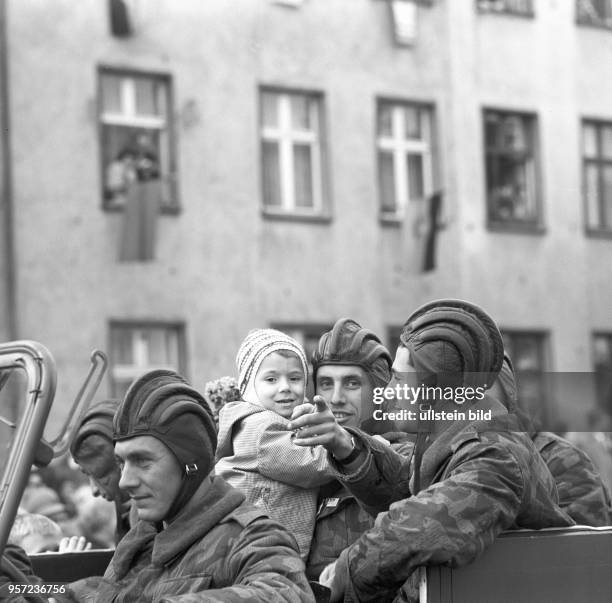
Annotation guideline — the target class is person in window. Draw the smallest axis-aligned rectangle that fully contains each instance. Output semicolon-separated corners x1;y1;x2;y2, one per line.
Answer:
289;299;574;603
132;132;160;182
69;400;131;545
64;369;314;603
104;148;137;202
119;131;162;261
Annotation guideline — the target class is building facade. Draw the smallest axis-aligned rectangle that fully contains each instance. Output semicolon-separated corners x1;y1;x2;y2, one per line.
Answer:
1;0;612;434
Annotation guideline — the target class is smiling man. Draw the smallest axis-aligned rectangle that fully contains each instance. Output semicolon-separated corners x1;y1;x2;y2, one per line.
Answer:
306;318;410;580
66;369;315;603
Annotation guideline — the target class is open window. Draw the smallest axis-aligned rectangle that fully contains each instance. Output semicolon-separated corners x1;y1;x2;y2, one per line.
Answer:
484;110;541;230
98;68;178;212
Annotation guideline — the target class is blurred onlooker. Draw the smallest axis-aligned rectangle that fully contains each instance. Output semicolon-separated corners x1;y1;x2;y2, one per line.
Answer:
69;399;131;544
490;356;612;526
204;375;240;425
19;472;69;524
38;455;87;519
72;485;117;549
8;512;63;555
565;409;612;495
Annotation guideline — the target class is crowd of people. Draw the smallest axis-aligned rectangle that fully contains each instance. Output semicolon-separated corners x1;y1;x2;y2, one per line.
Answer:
2;298;612;602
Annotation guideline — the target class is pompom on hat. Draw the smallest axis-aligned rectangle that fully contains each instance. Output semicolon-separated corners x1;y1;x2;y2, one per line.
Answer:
400;299;504;390
311;318;392;389
236;329;309;404
113;369;217;521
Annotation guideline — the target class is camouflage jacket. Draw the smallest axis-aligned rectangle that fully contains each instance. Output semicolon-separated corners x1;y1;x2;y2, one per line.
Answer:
533;431;612;526
64;476;314;603
306;433;415;581
330;404;574;603
215;401;335;559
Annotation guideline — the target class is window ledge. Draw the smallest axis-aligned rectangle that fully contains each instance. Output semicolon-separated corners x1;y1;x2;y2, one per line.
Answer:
262;209;332;224
487;221;546;235
586;228;612;240
576;19;612;31
477;9;535;19
102;204;181;216
379;214;404;226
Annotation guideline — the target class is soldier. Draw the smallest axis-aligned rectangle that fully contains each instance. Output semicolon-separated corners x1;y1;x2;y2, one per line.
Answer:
490;354;612;526
289;299;574;603
69;399;131;543
306;318;413;580
63;370;314;602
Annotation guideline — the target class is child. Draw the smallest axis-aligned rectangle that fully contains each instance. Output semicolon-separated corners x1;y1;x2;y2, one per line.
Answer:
215;328;335;560
8;512;63;554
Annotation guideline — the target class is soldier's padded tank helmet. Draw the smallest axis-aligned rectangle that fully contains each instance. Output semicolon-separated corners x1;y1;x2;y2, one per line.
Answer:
400;299;504;390
70;398;119;457
312;318;392;389
114;369;217;520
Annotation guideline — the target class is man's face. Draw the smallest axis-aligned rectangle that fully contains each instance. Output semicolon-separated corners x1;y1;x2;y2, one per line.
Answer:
315;365;374;429
74;434;122;502
115;435;183;523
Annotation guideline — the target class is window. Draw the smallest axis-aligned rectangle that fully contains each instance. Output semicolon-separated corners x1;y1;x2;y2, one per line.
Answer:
501;330;550;426
109;322;185;399
260;89;327;217
476;0;534;15
99;69;177;211
377;100;435;220
583;120;612;234
484;110;540;228
577;0;612;28
593;334;612;417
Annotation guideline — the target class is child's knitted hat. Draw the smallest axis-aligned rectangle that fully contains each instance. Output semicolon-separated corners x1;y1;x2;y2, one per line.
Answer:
236;329;308;404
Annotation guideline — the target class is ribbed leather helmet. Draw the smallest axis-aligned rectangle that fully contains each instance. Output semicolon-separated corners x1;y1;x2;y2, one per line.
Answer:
113;369;217;521
312;318;392;389
400;299;504;388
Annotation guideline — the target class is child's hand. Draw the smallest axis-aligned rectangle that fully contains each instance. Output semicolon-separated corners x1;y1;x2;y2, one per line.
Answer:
58;535;92;553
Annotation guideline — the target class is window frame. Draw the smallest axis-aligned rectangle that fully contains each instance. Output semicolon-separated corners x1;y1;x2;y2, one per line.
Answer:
476;0;535;17
501;329;551;426
483;107;543;233
376;97;437;224
97;66;179;214
258;86;330;222
108;320;187;398
582;118;612;237
576;0;612;29
592;332;612;417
